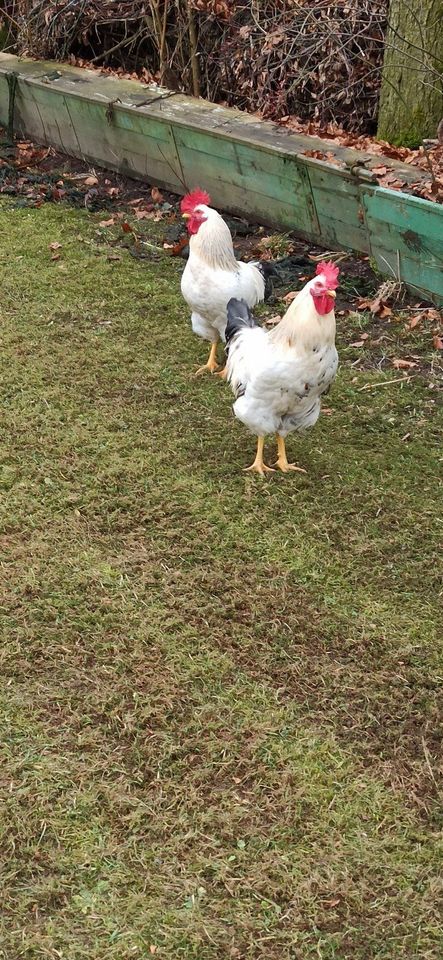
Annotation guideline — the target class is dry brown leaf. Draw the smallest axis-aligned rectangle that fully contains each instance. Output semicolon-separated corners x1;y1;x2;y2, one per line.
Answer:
265;314;282;325
408;315;421;329
121;222;133;233
49;241;62;251
282;291;297;303
168;236;189;257
99;218;116;228
392;358;418;369
324;897;341;908
379;304;393;318
151;186;164;203
433;335;443;350
350;340;365;348
134;209;157;220
84;175;98;186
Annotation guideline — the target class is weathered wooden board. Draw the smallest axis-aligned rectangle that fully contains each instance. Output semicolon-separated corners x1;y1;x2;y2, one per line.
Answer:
0;53;442;303
362;188;443;300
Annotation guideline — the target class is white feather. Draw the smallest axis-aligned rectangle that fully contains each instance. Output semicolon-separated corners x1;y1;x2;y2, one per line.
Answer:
181;207;266;343
227;281;338;438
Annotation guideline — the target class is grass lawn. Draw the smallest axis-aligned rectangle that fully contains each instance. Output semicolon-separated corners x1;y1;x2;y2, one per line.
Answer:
0;200;442;960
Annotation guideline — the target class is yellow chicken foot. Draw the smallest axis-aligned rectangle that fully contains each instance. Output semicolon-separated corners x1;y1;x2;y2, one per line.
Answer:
274;435;307;473
217;365;228;380
244;437;274;476
194;342;219;376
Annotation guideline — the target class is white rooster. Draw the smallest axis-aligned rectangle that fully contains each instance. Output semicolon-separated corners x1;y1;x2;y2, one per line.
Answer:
180;189;274;375
225;262;339;475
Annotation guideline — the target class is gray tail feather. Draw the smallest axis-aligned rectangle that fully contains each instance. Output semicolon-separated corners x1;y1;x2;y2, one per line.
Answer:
225;298;258;347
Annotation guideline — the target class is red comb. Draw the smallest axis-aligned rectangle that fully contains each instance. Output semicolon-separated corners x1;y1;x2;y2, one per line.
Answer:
180;188;211;214
316;261;340;289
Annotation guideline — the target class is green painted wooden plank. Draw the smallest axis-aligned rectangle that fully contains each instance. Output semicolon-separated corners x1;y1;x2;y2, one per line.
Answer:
370;249;442;301
178;172;314;233
363;217;443;261
174;138;312;213
363;187;442;244
10;85;186;190
363;186;443;300
172;125;320;233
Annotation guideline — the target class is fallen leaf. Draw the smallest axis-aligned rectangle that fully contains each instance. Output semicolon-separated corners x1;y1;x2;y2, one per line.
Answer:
372;297;385;315
85;175;98;186
282;291;297;303
408;315;421;329
433;336;443;350
151;186;164;203
149;947;157;955
265;314;282;325
99;218;116;228
371;165;388;175
169;236;189;256
368;296;392;317
134;209;157;220
324;898;341;908
302;149;326;160
350;340;365;348
121;222;133;233
49;241;62;251
51;252;60;261
392;358;418;369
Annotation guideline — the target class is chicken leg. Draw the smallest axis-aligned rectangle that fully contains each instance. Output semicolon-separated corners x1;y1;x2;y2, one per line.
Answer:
194;342;219;376
244;437;274;476
274;435;307;474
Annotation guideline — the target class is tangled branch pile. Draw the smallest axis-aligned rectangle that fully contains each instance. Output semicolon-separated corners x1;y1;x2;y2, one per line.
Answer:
2;0;388;132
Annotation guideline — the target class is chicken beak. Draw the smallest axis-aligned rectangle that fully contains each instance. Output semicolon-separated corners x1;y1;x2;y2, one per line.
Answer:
182;212;191;220
327;290;336;298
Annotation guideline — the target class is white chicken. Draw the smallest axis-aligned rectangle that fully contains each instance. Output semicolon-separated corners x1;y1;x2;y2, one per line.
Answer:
225;262;339;475
180;189;273;375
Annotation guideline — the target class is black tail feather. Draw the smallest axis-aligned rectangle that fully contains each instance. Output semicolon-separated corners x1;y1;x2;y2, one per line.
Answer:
253;259;282;300
225;298;258;347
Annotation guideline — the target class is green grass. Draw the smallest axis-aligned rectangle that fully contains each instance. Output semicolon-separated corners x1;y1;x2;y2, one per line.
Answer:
0;202;442;960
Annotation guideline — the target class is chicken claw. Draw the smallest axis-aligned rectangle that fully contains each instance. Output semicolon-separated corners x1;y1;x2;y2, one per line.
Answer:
244;437;274;476
217;365;228;380
193;342;219;376
274;436;307;474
